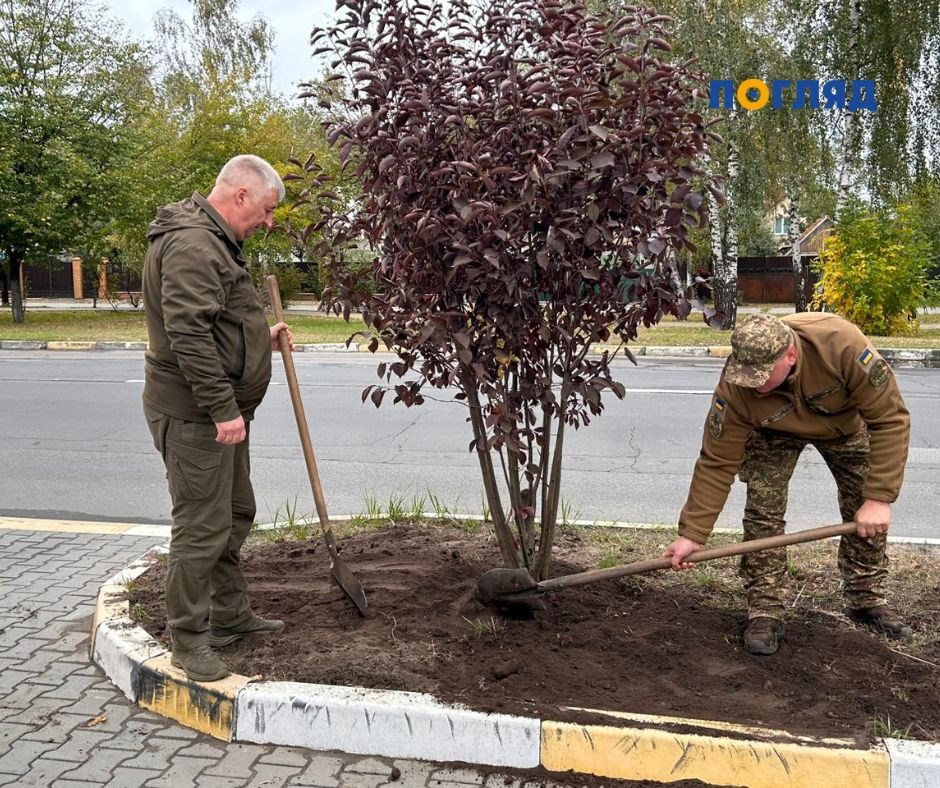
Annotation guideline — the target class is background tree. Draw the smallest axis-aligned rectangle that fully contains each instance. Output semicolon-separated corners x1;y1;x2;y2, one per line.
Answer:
297;0;711;576
105;0;277;276
0;0;151;322
104;0;349;304
813;201;929;335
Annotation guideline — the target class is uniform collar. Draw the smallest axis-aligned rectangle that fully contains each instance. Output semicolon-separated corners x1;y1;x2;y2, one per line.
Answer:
192;192;241;250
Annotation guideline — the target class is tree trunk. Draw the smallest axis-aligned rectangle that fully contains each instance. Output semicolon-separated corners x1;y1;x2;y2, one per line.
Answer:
835;0;861;220
1;263;8;306
724;141;739;328
708;162;723;289
789;193;806;312
711;143;739;329
465;386;522;569
9;254;25;323
533;393;568;581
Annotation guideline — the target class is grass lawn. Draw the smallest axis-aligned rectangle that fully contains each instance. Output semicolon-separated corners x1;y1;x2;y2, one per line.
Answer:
0;309;370;344
2;307;939;348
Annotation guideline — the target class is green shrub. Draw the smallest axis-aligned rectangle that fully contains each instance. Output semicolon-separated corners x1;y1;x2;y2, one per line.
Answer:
813;204;929;335
924;279;940;308
249;260;307;309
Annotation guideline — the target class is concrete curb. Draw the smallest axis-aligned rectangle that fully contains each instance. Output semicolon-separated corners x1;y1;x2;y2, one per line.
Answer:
3;338;940;366
90;547;940;786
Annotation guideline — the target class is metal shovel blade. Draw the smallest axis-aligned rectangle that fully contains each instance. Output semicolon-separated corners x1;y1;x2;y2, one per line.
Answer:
476;568;544;610
329;553;369;615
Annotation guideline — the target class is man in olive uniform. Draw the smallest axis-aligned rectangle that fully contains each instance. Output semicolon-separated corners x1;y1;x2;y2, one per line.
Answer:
142;155;293;681
663;312;911;656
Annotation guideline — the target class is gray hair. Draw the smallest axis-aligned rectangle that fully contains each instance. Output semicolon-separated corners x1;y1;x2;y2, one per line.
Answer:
216;154;285;201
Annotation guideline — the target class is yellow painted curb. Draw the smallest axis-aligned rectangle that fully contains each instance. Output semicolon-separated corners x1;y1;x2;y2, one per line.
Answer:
562;706;855;746
0;517;132;534
708;345;733;357
137;653;250;741
46;341;98;351
540;721;889;787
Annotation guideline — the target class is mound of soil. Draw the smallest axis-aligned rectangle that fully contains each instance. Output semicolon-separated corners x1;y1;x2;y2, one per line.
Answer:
129;522;939;743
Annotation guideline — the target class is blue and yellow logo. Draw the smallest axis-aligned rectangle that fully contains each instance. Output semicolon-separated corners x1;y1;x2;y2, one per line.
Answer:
710;79;878;113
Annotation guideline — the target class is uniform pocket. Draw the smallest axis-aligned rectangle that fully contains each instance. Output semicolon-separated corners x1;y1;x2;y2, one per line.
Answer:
144;406;168;460
165;437;224;501
237;319;248;380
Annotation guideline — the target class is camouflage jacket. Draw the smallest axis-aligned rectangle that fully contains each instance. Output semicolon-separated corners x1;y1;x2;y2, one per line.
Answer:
678;313;910;544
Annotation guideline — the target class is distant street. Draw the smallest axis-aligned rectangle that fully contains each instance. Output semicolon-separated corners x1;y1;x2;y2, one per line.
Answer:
1;350;938;539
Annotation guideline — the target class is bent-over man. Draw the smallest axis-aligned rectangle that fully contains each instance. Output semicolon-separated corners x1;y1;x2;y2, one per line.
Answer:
142;154;293;681
663;312;911;656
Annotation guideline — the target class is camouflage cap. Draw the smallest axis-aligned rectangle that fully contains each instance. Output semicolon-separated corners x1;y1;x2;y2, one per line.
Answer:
725;313;792;388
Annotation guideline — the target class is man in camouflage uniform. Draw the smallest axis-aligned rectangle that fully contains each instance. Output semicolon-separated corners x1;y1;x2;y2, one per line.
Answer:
663;313;911;656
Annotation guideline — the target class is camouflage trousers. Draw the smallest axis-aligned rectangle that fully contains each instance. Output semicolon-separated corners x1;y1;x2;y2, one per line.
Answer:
738;429;887;620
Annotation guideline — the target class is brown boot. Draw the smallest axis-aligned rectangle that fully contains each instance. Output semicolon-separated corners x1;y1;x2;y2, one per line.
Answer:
744;617;783;656
846;605;912;639
170;644;231;682
209;614;285;648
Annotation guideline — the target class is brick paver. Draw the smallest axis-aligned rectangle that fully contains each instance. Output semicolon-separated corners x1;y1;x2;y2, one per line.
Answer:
0;529;565;787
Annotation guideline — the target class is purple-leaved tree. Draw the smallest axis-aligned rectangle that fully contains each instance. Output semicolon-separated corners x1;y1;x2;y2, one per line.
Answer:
289;0;716;577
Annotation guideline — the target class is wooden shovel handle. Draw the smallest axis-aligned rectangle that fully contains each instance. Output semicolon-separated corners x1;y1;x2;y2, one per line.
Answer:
266;276;334;540
539;521;858;591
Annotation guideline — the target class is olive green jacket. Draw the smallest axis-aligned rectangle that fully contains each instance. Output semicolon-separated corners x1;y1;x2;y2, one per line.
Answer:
142;193;271;424
679;313;910;544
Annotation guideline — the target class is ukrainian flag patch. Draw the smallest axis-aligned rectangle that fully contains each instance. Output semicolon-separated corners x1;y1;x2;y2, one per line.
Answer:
713;397;725;412
858;348;874;366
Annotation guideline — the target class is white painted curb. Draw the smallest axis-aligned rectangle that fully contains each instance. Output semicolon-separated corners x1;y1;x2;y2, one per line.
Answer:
92;618;167;701
644;345;710;356
235;681;541;768
885;739;940;788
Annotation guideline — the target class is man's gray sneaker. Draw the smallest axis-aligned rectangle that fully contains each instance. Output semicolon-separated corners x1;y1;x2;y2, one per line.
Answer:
210;614;285;648
170;645;231;682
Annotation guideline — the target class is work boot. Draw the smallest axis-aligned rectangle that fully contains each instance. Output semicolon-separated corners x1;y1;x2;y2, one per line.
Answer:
743;617;783;656
846;605;912;639
170;645;231;682
209;614;285;648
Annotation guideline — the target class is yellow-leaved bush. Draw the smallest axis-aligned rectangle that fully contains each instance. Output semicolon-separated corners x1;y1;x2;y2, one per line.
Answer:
813;205;929;335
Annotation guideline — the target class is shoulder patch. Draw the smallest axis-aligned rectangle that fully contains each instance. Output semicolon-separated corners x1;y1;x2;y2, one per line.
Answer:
857;347;875;367
708;410;723;439
713;396;726;412
869;358;889;388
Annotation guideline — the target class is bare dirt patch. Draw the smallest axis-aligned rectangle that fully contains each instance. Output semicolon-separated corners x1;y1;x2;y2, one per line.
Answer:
128;520;940;747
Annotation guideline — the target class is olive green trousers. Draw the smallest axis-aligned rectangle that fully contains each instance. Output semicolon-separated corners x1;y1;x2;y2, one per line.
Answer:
145;405;255;649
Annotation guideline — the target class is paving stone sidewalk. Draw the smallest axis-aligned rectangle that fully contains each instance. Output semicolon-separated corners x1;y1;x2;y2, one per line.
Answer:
0;529;558;788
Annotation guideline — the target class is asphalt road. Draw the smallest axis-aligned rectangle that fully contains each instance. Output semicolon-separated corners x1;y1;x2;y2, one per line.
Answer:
1;350;937;539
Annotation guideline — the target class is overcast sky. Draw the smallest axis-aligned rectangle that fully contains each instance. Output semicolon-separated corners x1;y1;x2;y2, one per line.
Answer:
102;0;338;98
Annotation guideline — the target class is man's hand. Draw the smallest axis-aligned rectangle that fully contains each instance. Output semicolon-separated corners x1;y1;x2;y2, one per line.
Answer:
270;321;294;352
662;536;703;571
854;499;891;539
215;415;246;445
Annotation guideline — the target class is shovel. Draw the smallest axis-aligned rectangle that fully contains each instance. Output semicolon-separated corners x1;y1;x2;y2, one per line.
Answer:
266;275;368;615
477;521;858;610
